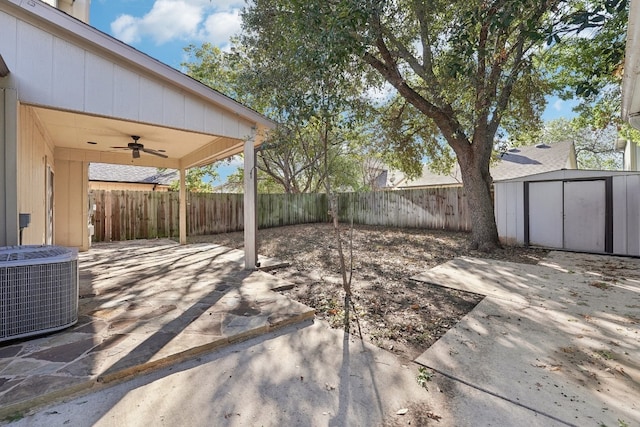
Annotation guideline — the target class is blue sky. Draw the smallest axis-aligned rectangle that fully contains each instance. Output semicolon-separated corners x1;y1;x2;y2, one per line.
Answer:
90;1;578;123
90;0;243;70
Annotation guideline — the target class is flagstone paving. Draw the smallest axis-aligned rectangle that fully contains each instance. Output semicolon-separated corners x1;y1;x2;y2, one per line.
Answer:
0;240;313;419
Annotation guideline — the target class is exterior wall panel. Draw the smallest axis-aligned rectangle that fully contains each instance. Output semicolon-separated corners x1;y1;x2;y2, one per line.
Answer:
613;176;628;254
626;175;640;255
54;158;88;250
139;78;164;123
113;66;140;119
16;21;53;103
162;89;185;129
184;99;205;131
0;13;17;75
17;105;54;245
84;54;114;115
203;104;224;134
52;38;85;109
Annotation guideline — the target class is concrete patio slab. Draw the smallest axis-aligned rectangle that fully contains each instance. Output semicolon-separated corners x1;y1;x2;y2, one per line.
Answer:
6;320;438;427
412;251;640;427
0;240;314;419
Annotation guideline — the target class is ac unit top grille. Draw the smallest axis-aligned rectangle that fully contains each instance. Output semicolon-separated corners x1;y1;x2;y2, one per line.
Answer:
0;245;77;266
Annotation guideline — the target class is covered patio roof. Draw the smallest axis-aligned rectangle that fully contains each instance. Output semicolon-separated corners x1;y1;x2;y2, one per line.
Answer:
1;0;273;267
2;0;275;168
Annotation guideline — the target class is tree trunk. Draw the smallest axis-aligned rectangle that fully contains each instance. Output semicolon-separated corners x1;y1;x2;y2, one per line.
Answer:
458;154;500;251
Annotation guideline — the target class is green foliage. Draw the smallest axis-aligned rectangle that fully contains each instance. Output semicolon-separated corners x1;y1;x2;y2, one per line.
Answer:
240;0;603;249
417;366;433;390
182;37;371;194
168;165;219;193
544;0;628;128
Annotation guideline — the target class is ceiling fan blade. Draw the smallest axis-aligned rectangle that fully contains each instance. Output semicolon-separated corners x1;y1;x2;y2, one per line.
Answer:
141;148;168;158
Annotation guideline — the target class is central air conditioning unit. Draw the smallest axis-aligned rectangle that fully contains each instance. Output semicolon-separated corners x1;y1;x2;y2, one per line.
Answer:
0;245;79;342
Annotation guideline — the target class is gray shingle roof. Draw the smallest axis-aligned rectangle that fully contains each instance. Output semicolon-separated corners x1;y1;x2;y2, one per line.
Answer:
88;163;178;185
395;141;577;188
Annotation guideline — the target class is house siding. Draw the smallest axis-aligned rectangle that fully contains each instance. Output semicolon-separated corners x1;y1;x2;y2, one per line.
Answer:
0;88;19;246
17;105;55;246
54;158;89;250
0;7;256;141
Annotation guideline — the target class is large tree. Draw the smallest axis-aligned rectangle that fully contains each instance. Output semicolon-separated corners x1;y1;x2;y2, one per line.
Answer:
242;0;585;250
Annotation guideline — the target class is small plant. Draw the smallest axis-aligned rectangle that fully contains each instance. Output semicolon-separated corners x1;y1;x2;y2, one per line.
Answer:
417;367;433;390
596;349;614;360
618;418;629;427
3;412;24;423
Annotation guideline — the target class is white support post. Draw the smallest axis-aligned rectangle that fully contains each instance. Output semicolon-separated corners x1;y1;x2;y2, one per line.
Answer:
179;168;187;244
243;137;258;270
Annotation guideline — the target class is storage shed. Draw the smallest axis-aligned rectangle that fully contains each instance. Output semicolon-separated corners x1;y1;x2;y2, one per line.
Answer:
494;170;640;256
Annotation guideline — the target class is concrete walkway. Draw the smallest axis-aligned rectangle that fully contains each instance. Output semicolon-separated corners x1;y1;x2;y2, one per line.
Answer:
0;240;314;420
412;251;640;427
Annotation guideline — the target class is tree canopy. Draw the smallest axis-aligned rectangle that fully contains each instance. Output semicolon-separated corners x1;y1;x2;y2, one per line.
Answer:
241;0;596;250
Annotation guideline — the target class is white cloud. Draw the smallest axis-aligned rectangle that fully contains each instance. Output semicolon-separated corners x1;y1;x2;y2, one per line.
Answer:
199;10;242;48
111;14;140;44
553;99;564;111
110;0;244;47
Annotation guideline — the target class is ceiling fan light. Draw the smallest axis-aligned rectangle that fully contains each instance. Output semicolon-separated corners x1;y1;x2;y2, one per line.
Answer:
132;149;140;159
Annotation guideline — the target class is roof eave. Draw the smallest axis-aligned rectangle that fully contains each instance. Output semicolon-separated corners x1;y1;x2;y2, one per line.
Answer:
4;0;276;129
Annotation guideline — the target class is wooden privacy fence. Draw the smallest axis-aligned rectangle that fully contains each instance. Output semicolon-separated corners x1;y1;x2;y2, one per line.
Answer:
91;190;180;242
90;190;329;242
337;187;470;231
90;187;469;242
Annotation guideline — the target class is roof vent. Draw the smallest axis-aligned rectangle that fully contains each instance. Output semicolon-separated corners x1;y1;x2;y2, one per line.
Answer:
535;143;550;149
508;148;520;153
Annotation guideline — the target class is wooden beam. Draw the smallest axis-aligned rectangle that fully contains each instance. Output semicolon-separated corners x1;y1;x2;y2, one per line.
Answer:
54;147;180;168
179;137;243;169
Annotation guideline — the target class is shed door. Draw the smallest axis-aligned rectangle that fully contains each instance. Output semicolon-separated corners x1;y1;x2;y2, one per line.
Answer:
563;180;606;252
528;181;563;248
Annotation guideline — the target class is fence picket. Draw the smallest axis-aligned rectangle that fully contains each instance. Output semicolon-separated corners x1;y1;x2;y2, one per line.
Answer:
89;187;469;242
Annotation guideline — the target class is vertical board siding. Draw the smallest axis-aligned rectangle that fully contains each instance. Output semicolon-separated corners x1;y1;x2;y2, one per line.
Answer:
337;188;469;231
90;188;469;242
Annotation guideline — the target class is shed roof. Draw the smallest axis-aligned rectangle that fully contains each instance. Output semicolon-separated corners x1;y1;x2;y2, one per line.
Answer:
495;169;640;184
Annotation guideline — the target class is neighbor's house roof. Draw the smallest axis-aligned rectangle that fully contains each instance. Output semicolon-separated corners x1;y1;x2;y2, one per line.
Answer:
89;163;178;185
392;141;577;188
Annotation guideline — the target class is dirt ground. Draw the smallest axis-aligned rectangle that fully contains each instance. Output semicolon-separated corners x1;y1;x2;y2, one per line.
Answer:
189;223;549;364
